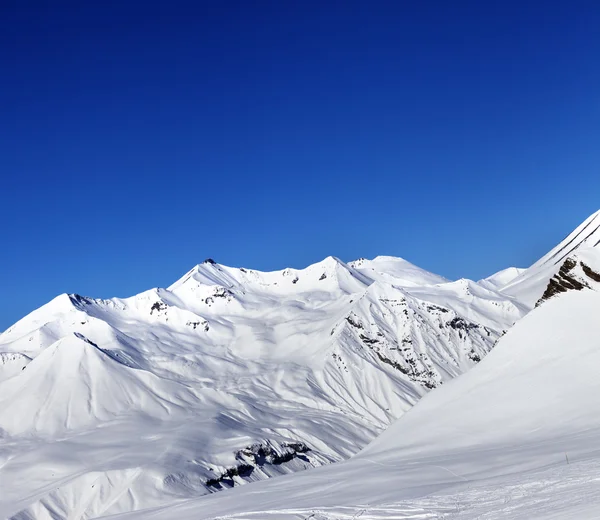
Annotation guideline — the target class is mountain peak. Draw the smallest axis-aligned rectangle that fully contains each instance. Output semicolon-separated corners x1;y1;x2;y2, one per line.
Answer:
349;255;448;287
498;210;600;309
372;255;407;262
313;255;344;269
479;267;526;290
532;209;600;269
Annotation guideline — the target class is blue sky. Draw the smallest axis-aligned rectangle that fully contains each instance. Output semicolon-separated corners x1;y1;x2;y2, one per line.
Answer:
2;1;600;330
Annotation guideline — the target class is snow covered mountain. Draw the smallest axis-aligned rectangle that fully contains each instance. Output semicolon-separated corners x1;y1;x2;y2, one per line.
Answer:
109;221;600;520
1;210;599;519
0;255;521;519
478;266;525;290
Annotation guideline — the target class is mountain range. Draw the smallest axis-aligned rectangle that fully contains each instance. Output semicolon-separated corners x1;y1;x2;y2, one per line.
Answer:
1;210;600;519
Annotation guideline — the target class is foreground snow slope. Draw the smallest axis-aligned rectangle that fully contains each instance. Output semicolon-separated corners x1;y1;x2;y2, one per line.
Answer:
0;256;521;519
114;256;600;520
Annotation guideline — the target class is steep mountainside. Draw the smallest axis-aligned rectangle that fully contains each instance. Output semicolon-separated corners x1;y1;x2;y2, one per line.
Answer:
500;210;600;307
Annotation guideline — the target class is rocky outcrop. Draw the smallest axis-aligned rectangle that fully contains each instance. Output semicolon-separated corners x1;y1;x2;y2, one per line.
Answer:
537;257;594;306
205;441;313;490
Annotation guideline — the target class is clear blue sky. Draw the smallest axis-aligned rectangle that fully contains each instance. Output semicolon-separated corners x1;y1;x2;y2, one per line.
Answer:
2;1;600;330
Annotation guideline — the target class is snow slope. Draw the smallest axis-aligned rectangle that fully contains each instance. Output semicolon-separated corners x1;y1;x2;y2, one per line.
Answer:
478;266;525;290
0;256;521;519
531;209;600;269
113;254;600;520
348;256;449;287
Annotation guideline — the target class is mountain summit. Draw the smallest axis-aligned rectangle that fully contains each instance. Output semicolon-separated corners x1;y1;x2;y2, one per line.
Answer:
499;209;600;308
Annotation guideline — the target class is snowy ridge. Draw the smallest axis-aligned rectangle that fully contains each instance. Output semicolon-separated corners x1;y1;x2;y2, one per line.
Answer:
531;209;600;269
478;266;525;290
496;210;600;309
348;256;449;287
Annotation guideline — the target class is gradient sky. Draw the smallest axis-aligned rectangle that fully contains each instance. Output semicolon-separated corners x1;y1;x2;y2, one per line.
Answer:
2;1;600;330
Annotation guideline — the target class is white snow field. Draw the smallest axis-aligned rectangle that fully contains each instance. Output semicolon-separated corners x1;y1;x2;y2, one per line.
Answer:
1;210;599;519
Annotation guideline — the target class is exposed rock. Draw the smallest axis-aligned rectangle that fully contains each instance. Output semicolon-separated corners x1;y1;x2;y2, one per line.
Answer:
537;258;588;306
345;314;364;329
446;317;479;332
582;262;600;282
205;441;313;490
150;301;167;314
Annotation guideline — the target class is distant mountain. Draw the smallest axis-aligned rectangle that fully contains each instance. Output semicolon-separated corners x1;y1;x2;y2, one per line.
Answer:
1;211;599;519
478;266;525;290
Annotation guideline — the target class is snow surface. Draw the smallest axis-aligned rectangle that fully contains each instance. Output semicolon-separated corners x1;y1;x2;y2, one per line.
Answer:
478;266;525;290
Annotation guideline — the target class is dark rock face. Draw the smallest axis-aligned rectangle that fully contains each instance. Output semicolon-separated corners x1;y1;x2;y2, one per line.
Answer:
373;349;438;389
203;287;234;306
582;262;600;282
446;317;479;332
150;301;167;314
186;320;209;331
426;304;449;314
345;314;364;329
359;333;379;345
343;311;440;390
205;463;255;487
537;258;588;306
468;350;481;362
205;441;312;490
